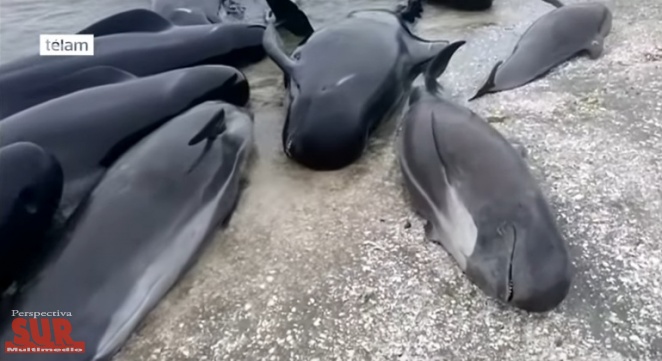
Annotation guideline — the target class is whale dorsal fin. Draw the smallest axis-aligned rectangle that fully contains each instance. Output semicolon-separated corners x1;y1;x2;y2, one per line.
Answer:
265;0;314;37
542;0;565;8
187;108;227;174
468;60;503;101
423;41;466;94
77;9;173;37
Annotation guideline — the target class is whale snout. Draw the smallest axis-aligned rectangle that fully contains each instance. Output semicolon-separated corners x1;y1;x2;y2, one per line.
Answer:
509;226;573;312
284;129;364;171
467;220;572;313
284;97;365;170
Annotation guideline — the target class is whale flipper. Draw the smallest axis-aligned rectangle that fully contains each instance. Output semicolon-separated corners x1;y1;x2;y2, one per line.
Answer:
78;9;173;37
262;21;298;78
586;35;605;59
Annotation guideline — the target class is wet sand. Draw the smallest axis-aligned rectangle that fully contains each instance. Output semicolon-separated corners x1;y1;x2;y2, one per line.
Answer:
1;0;661;359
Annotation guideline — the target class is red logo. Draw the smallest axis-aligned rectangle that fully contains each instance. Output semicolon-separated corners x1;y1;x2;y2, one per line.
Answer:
4;317;85;354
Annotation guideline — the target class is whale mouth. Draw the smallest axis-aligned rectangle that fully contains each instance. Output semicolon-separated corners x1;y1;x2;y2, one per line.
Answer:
502;224;517;303
284;137;294;158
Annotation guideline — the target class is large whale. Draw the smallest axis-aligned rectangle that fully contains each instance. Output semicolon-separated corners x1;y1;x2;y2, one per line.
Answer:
470;0;612;100
263;0;451;170
399;41;573;312
0;142;63;293
0;101;254;361
0;65;248;222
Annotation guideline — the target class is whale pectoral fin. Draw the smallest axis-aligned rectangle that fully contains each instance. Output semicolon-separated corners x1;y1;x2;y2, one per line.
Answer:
262;21;298;78
77;9;173;37
586;36;605;60
469;60;503;101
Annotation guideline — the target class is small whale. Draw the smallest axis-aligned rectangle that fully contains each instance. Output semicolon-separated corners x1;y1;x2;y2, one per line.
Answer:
0;65;248;222
0;101;254;361
470;0;612;100
263;0;451;170
400;41;573;312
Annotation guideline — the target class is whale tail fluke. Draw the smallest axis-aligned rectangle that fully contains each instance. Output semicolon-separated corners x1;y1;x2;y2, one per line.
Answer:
396;0;425;24
265;0;314;37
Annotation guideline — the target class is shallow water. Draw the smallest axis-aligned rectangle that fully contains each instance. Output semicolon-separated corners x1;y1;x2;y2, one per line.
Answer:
1;0;661;360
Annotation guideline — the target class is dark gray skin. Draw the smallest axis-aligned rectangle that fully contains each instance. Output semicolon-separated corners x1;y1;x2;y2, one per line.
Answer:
0;65;248;223
263;0;450;170
0;9;268;75
0;101;253;361
400;41;573;312
151;0;313;36
0;142;63;293
0;9;266;113
469;0;612;100
0;66;135;120
430;0;493;11
152;0;223;24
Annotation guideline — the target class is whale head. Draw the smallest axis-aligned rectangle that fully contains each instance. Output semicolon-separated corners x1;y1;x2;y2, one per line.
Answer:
282;74;368;171
466;194;573;313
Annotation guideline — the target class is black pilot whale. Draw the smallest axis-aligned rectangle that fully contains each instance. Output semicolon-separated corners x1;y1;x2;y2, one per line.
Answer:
0;0;314;120
0;65;248;223
0;101;254;361
263;0;452;170
0;66;135;120
0;142;63;293
399;41;573;312
151;0;314;36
